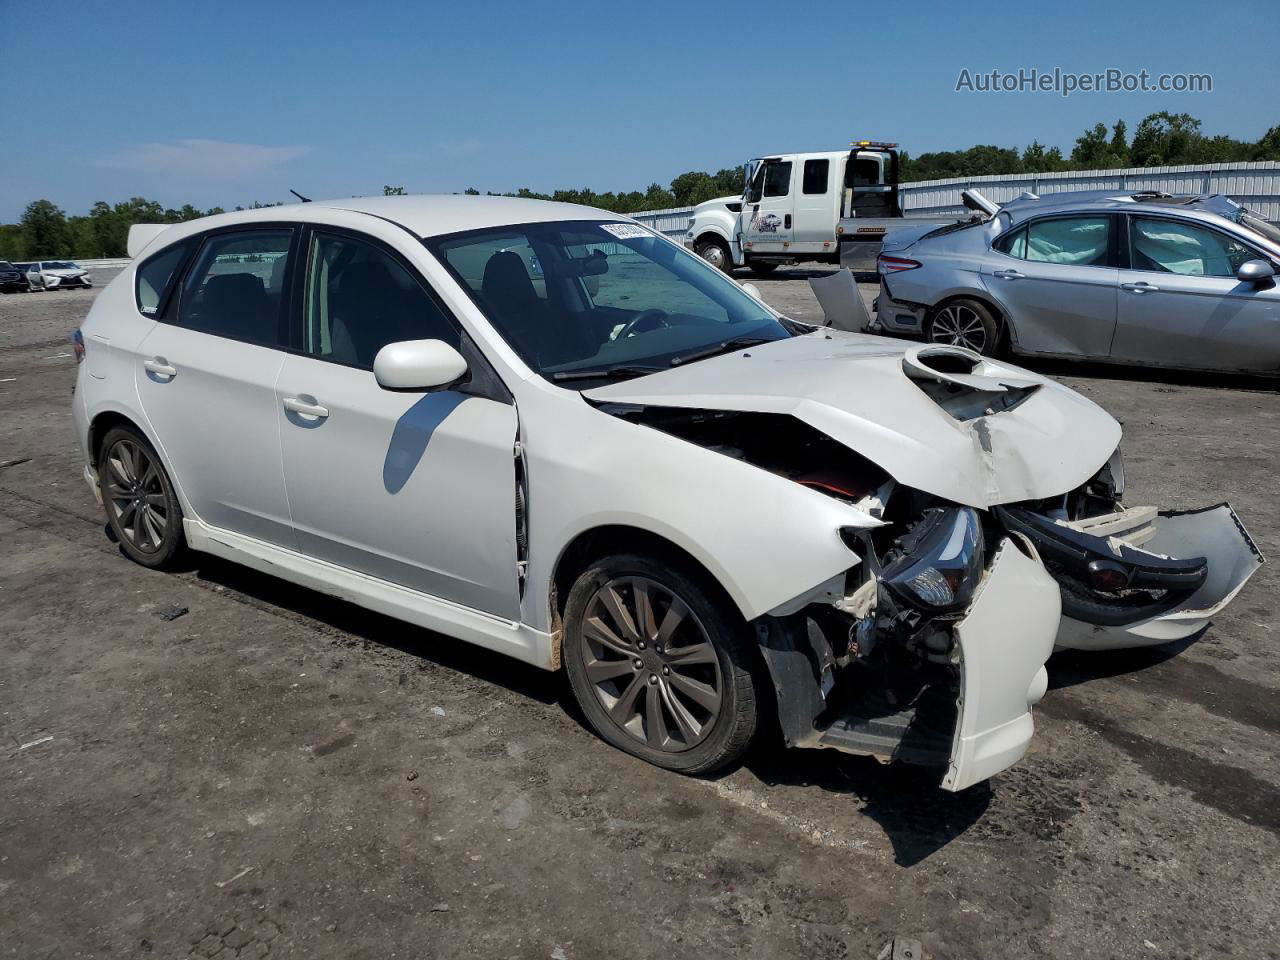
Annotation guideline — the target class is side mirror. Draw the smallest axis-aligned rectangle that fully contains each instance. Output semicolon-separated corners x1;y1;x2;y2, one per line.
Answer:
1237;259;1276;284
373;339;467;391
740;282;763;300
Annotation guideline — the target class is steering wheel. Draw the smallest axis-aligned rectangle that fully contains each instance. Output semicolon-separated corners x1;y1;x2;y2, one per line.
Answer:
615;308;670;340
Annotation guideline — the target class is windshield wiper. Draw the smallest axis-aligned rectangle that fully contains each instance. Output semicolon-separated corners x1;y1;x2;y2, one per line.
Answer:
670;336;775;367
551;364;666;383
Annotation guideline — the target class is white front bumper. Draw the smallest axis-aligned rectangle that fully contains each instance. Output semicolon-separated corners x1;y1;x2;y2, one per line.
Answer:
1055;504;1263;651
943;536;1060;792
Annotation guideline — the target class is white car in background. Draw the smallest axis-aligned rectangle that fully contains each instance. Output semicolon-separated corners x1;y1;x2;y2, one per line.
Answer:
70;196;1261;792
26;259;92;290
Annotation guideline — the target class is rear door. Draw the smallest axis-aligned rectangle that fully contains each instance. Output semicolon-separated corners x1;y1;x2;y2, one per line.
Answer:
981;214;1119;357
791;157;836;254
1109;214;1280;371
275;226;521;619
741;157;795;254
134;227;298;547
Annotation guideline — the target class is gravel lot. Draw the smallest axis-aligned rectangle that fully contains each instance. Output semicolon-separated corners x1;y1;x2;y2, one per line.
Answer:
2;266;1277;959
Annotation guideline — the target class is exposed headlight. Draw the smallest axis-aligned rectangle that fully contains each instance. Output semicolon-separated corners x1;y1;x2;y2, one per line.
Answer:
881;507;984;612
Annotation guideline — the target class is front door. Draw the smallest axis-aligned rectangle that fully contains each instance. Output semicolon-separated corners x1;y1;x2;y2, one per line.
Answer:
275;227;521;619
982;214;1119;357
1110;215;1280;371
741;158;795;255
134;227;297;547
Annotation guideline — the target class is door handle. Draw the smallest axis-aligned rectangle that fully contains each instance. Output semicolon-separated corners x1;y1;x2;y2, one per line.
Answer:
784;214;792;229
143;357;177;378
992;269;1024;280
283;396;329;419
1121;282;1159;293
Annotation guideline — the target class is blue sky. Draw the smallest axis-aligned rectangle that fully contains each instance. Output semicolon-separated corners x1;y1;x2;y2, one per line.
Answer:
1;0;1271;221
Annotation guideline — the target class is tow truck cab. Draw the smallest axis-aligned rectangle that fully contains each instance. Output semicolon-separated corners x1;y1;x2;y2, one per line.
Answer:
686;141;927;276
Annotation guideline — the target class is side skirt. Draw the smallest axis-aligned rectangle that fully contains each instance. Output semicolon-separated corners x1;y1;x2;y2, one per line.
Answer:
184;518;556;669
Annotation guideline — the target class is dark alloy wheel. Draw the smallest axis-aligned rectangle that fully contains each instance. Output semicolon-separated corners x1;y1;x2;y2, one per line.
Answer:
99;426;186;568
925;298;999;355
564;554;758;774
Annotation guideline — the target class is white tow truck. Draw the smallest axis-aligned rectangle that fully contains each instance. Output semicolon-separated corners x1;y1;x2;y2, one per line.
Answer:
684;140;966;275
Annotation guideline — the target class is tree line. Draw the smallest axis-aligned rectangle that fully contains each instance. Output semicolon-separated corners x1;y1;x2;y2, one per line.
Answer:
4;113;1277;260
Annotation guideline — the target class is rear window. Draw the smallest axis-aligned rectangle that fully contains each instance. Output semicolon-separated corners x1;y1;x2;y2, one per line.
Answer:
135;243;191;316
802;159;829;195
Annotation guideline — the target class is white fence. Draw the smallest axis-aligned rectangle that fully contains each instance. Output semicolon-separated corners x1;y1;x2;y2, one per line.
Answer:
899;161;1280;220
631;161;1280;240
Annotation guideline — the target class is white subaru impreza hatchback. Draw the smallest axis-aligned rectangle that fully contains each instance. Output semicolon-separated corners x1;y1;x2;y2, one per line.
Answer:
72;196;1261;790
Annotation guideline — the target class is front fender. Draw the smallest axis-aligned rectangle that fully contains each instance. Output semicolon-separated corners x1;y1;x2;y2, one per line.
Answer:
521;388;879;632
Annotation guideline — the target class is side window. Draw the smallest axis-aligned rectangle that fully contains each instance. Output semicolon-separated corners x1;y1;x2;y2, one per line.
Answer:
993;227;1027;259
1025;216;1111;267
763;161;792;198
1131;217;1258;277
135;243;189;315
304;231;459;368
802;159;830;195
178;230;292;345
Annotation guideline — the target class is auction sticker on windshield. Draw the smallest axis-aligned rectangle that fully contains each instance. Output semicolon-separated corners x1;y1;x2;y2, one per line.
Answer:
600;222;651;240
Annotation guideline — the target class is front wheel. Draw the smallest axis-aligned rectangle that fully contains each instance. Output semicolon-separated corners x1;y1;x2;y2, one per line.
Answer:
563;554;759;774
925;298;1000;355
98;425;187;569
695;238;733;274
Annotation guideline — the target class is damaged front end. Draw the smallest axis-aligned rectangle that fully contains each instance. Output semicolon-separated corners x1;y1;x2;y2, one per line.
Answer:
991;451;1264;650
758;505;1059;793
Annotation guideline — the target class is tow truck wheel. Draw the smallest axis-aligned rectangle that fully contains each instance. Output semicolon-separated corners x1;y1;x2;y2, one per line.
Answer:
564;553;759;774
695;239;733;274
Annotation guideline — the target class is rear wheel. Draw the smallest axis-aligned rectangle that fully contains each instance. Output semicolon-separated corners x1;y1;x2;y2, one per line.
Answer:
563;553;758;774
98;425;186;569
925;298;999;355
695;238;733;274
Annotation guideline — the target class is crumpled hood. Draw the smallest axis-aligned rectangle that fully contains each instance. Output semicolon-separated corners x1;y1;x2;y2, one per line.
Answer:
584;331;1122;509
44;268;86;277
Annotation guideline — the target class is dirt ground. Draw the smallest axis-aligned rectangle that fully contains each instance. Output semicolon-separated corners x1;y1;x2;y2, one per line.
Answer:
1;266;1277;960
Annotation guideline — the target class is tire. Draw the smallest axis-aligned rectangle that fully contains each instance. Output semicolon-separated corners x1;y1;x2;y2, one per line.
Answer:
563;553;758;774
695;238;733;274
925;297;1000;355
746;260;778;277
98;425;186;569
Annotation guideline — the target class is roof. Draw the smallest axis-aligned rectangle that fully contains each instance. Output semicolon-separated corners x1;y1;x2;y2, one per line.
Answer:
1000;190;1239;224
313;194;625;238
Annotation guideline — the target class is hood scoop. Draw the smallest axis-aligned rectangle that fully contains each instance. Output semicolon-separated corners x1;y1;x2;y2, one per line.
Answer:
902;345;1041;421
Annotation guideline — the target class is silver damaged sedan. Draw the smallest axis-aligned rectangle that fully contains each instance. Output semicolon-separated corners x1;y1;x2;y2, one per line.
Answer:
875;190;1280;373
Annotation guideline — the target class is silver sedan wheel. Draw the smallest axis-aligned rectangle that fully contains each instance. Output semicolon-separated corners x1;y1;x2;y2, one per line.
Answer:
104;439;170;554
930;303;989;352
579;576;723;752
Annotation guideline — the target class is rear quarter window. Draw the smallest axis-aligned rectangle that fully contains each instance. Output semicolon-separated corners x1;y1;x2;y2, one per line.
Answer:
135;242;192;316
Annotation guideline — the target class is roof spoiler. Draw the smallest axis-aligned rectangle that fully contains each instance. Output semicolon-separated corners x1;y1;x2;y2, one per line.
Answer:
126;223;173;258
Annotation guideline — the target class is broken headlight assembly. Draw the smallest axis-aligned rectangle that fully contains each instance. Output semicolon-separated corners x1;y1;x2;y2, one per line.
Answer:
878;506;985;613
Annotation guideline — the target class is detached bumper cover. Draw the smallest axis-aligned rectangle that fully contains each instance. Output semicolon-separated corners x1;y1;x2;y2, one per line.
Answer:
943;536;1059;791
1051;503;1263;650
762;536;1059;792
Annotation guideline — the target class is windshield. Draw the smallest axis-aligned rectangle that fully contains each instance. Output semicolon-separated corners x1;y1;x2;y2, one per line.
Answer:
427;220;793;385
43;261;76;269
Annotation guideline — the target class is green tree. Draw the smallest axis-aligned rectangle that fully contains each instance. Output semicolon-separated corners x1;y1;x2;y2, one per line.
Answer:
383;185;407;195
20;200;70;257
1129;112;1203;166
